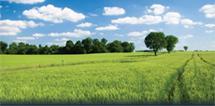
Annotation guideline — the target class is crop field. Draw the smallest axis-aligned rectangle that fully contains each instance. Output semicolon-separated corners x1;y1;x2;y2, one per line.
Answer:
0;52;214;104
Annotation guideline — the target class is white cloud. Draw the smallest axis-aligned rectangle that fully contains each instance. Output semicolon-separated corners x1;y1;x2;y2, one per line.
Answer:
16;36;36;40
163;12;181;24
8;0;45;4
23;4;85;23
200;4;215;18
128;29;160;38
32;33;45;37
103;7;125;16
147;4;168;15
48;29;92;38
0;20;43;36
95;25;119;31
54;38;70;42
205;24;215;28
180;34;193;40
112;15;162;25
77;22;93;28
180;18;202;28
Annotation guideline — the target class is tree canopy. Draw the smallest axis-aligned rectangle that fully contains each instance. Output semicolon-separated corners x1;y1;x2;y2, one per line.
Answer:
144;32;167;56
165;35;178;53
0;37;135;54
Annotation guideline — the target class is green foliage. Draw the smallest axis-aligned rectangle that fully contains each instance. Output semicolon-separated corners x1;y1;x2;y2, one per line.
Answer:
184;46;188;51
165;35;178;53
0;38;135;54
0;41;7;54
144;32;167;56
107;40;124;52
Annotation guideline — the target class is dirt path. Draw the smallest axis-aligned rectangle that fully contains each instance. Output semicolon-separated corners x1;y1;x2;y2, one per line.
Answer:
197;54;215;67
167;53;194;103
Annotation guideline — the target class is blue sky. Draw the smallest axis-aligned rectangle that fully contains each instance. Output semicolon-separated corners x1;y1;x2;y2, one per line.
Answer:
0;0;215;50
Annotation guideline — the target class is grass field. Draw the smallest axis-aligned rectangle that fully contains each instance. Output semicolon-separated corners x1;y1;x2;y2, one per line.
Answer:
0;52;214;104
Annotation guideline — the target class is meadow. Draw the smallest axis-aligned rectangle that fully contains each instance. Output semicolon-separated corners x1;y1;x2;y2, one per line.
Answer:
0;52;214;104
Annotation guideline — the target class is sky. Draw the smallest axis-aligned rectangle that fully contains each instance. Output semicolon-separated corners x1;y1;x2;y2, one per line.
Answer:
0;0;215;50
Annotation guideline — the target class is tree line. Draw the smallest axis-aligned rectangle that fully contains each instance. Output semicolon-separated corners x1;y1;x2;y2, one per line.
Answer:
0;37;135;54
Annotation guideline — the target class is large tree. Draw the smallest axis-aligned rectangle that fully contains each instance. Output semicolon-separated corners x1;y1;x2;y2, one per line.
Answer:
0;41;8;54
144;32;166;56
165;35;178;53
92;39;108;53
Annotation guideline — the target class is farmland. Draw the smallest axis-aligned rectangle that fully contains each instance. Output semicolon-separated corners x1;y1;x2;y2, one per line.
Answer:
0;52;214;104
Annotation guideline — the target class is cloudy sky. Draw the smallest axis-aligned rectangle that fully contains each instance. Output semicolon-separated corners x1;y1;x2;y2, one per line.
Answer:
0;0;215;50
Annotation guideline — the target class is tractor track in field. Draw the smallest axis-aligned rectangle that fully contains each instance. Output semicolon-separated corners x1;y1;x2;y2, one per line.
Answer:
167;53;194;103
197;54;215;67
0;59;149;72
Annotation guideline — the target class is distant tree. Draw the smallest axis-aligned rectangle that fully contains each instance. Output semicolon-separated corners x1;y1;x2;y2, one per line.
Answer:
101;38;108;45
49;45;59;54
0;41;8;54
26;44;38;54
121;42;135;52
7;42;18;54
107;40;123;52
17;42;27;54
144;32;166;56
165;35;178;53
73;41;86;54
184;46;188;51
82;37;93;53
65;40;74;54
92;39;108;53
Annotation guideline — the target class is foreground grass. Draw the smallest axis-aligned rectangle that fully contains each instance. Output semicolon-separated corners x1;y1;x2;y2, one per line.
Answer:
0;52;214;104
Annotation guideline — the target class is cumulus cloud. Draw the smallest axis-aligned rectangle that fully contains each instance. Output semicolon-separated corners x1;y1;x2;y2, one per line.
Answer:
8;0;45;4
77;22;93;28
112;15;162;25
205;24;215;28
16;36;36;40
180;18;202;28
23;4;85;23
163;12;181;24
32;33;45;38
95;25;119;31
48;29;92;38
200;4;215;18
147;4;168;15
0;20;43;36
103;7;125;16
128;29;161;38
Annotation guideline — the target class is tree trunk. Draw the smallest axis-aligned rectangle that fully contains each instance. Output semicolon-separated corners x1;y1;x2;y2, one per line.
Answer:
154;50;157;56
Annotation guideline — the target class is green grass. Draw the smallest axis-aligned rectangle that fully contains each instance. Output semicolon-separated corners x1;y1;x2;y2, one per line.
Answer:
0;52;214;104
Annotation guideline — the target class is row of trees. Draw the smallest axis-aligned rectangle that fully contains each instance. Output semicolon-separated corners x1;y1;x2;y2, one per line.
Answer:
144;32;179;56
0;37;135;54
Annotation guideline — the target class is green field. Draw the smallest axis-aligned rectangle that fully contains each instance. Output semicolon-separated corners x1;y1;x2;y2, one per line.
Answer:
0;52;214;104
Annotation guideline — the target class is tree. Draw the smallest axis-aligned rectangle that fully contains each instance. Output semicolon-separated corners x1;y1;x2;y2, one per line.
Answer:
73;41;86;54
121;42;135;52
0;41;8;54
17;42;27;54
184;46;188;51
65;40;74;54
7;42;18;54
144;32;166;56
49;45;59;54
92;39;108;53
82;37;93;53
107;40;123;52
26;44;38;54
101;38;108;45
165;35;178;53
